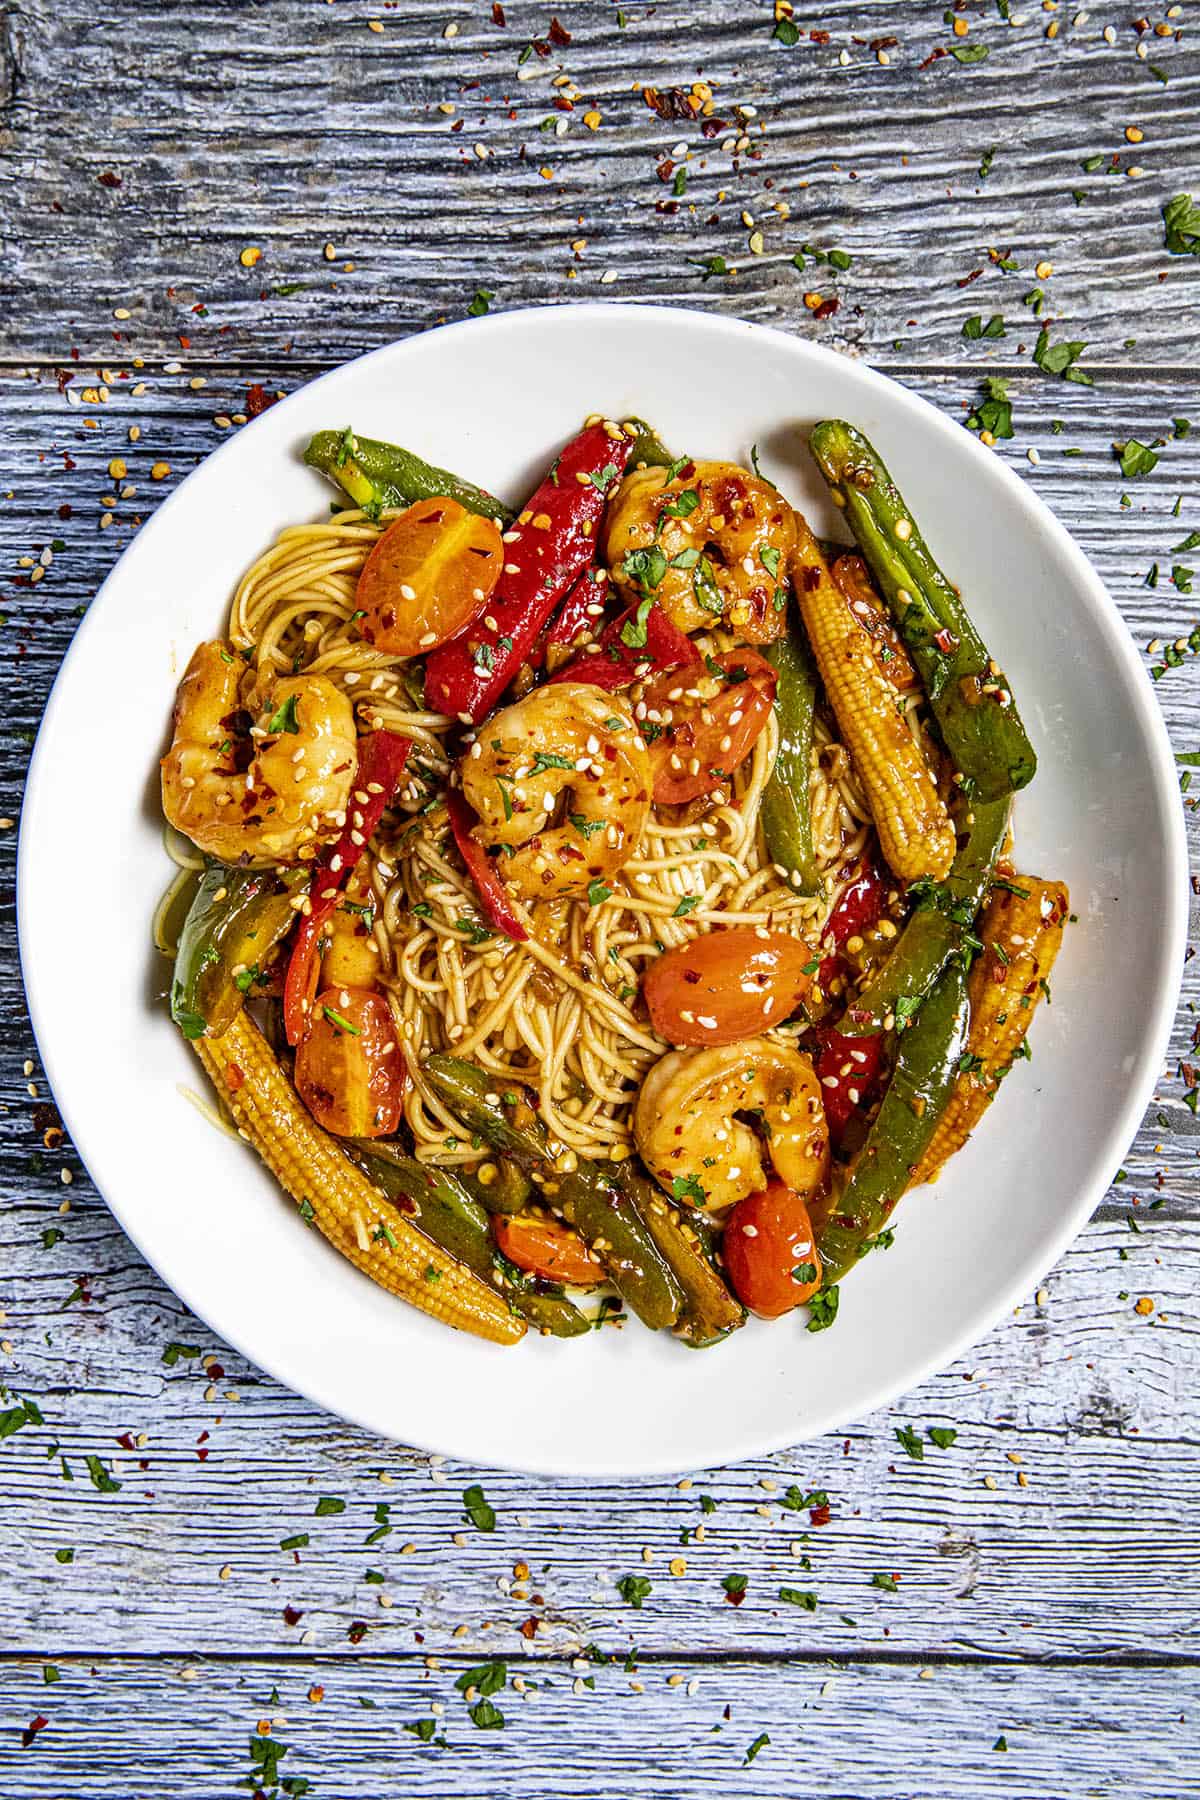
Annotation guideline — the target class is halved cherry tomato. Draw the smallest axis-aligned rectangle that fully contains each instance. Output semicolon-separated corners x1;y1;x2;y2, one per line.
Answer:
643;926;815;1048
722;1181;822;1319
356;495;504;658
294;986;407;1138
493;1213;605;1287
640;649;777;804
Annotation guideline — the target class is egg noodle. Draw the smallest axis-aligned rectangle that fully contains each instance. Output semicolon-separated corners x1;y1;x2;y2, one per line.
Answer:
221;509;873;1167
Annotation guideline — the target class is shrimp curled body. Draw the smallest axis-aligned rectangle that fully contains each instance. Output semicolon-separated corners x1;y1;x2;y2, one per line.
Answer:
459;683;651;901
635;1038;829;1214
161;640;357;865
604;460;798;643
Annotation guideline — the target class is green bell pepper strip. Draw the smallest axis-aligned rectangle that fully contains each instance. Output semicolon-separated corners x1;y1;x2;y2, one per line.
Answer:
171;862;308;1041
808;421;1037;801
422;1055;550;1169
761;612;821;896
616;1166;744;1347
817;959;970;1287
352;1148;588;1338
459;1157;533;1216
304;428;511;525
622;417;677;471
841;796;1010;1036
559;1164;684;1332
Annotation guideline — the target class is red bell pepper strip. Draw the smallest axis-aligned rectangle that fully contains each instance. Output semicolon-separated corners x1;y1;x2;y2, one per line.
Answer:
813;1025;886;1147
548;598;701;693
547;568;609;651
445;789;530;944
423;423;633;722
282;730;411;1045
817;857;887;994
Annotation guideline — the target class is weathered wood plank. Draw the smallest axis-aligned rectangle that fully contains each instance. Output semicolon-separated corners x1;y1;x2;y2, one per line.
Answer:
1;1654;1195;1799
2;1;1197;365
0;1204;1196;1658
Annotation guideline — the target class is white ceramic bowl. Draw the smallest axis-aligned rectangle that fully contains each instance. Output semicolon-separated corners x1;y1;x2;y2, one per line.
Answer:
18;306;1186;1477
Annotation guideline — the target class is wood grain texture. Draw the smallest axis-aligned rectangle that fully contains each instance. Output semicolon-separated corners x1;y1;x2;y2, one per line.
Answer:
2;1;1199;1794
1;1654;1197;1800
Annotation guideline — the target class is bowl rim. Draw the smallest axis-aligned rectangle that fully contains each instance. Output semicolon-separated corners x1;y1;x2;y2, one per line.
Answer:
16;303;1189;1476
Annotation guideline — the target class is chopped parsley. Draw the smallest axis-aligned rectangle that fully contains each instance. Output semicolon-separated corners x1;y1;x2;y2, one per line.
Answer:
1163;193;1200;257
266;693;301;735
871;1570;899;1591
672;1173;706;1204
463;1483;496;1532
928;1425;958;1450
467;288;494;316
962;313;1005;340
616;1573;653;1608
587;879;612;907
1033;326;1092;385
806;1286;839;1332
1118;439;1159;479
779;1586;818;1609
322;1003;361;1035
893;1422;924;1460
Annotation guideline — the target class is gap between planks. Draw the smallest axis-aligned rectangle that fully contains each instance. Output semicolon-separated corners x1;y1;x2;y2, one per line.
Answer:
2;1648;1198;1672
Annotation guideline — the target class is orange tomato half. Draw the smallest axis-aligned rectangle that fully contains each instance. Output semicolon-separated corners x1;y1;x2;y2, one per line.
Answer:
722;1181;822;1319
640;649;777;805
356;495;504;658
643;926;815;1048
493;1214;605;1287
294;986;407;1138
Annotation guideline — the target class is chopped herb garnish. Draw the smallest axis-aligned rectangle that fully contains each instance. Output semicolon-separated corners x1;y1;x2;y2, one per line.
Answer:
587;879;612;907
1118;439;1159;479
745;1732;770;1765
673;895;702;917
806;1286;839;1332
266;693;301;736
322;1003;361;1035
467;289;494;317
871;1570;899;1591
463;1483;496;1532
616;1573;653;1608
928;1426;958;1449
894;1422;925;1460
1163;193;1200;257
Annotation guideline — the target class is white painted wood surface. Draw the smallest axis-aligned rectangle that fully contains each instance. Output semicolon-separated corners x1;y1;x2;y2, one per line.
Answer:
2;1;1198;1793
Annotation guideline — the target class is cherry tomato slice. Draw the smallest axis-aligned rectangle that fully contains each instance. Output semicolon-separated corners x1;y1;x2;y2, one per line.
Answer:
493;1214;605;1287
722;1181;822;1319
641;649;776;804
294;986;407;1138
356;495;504;658
643;926;815;1048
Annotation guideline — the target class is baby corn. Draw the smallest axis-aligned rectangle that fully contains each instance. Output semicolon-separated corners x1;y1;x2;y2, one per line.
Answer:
791;516;956;884
913;874;1069;1186
193;1010;525;1344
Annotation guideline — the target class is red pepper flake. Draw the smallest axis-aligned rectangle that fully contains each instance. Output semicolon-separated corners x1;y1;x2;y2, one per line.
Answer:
643;84;697;121
58;503;72;520
700;115;728;139
116;1432;136;1452
548;15;570;44
519;1616;539;1638
283;1604;304;1626
97;171;122;188
55;368;72;394
956;267;984;288
814;296;840;320
245;383;278;418
809;1502;831;1528
491;1;506;21
655;157;675;182
870;35;898;50
224;1061;245;1094
810;28;831;43
21;1715;49;1749
920;45;950;69
933;627;959;655
347;1620;368;1644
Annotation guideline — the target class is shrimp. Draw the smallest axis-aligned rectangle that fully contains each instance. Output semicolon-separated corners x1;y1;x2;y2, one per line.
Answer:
162;640;357;865
604;461;798;643
458;682;651;900
634;1038;829;1214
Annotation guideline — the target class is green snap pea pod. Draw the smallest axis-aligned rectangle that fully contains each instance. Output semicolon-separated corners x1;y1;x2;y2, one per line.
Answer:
304;429;511;525
354;1149;588;1338
841;796;1010;1036
761;613;821;896
817;959;970;1288
459;1156;533;1216
560;1165;684;1332
422;1055;549;1169
616;1166;745;1347
808;421;1037;801
171;863;308;1040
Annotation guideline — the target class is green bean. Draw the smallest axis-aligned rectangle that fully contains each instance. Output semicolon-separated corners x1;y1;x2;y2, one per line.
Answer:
304;429;510;524
841;796;1010;1035
817;960;970;1287
561;1165;683;1331
621;417;677;471
459;1157;533;1216
808;421;1037;801
761;612;821;895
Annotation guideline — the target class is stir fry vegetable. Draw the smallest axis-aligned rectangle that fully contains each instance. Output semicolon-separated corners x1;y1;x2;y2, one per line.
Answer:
616;1164;744;1346
171;862;307;1040
550;597;699;691
809;421;1037;800
294;986;407;1138
195;1011;524;1343
817;960;971;1288
560;1164;684;1331
424;422;634;722
643;927;815;1048
304;427;510;524
723;1181;823;1319
356;496;505;658
842;796;1010;1035
282;729;411;1045
913;874;1068;1184
761;610;820;895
